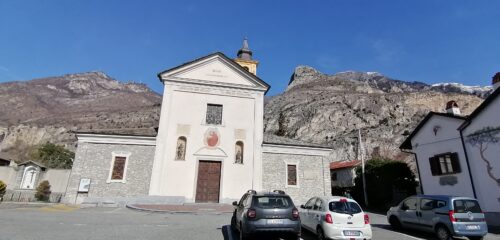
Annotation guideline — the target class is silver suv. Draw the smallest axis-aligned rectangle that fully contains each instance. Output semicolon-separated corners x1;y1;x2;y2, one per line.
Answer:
387;195;488;240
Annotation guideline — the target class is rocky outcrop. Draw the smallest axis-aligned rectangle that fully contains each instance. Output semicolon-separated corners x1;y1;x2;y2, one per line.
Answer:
265;66;487;165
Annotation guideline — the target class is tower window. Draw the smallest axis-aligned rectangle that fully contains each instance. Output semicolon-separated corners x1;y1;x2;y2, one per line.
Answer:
242;66;249;71
206;104;223;125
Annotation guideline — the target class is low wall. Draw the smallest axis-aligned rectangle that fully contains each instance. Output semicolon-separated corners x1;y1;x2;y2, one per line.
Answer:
2;189;63;203
0;166;17;189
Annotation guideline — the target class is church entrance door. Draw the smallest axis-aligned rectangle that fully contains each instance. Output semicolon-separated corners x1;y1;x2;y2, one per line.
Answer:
195;161;222;203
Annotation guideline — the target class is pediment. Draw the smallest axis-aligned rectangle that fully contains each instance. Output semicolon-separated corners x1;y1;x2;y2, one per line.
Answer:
193;147;228;158
158;53;269;91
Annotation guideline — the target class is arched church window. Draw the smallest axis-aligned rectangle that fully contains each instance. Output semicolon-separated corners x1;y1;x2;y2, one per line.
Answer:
235;141;244;164
176;136;187;160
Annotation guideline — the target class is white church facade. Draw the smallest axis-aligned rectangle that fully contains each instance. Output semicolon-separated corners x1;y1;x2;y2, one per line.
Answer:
63;41;332;206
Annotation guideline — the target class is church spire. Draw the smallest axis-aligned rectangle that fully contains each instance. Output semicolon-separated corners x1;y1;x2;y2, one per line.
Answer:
234;38;259;75
237;38;253;60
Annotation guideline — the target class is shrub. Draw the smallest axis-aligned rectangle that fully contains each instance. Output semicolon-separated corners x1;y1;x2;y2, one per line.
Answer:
31;143;75;169
35;180;51;202
0;180;6;197
352;158;417;211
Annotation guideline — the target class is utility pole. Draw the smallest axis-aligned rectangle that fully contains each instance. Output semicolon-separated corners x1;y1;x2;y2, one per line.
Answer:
358;129;369;207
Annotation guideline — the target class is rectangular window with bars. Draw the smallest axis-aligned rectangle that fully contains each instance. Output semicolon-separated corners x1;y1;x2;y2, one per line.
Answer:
287;164;297;186
206;104;223;125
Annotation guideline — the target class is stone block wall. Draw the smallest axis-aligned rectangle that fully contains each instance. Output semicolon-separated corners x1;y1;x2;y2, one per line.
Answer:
63;142;155;204
262;152;331;206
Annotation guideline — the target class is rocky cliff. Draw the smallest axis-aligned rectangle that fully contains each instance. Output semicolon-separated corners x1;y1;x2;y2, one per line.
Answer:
264;66;487;164
0;72;161;161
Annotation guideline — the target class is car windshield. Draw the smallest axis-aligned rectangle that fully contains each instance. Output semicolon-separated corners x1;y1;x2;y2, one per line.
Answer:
453;199;482;213
329;201;362;214
254;196;291;209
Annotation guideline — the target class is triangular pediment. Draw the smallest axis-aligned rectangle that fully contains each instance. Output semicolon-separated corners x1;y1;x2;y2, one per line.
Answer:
158;53;269;92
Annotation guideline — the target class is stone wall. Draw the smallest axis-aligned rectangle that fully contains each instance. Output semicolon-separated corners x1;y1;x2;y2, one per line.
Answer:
40;169;71;193
262;152;331;206
0;166;70;193
63;142;155;205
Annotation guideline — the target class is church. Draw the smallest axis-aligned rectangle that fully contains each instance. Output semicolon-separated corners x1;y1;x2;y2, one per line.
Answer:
63;40;332;206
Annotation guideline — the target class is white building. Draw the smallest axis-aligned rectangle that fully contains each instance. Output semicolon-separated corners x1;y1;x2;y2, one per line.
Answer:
63;40;332;206
400;74;500;226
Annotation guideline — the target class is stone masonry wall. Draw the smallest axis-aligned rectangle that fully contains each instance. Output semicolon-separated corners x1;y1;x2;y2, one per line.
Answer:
262;153;331;206
63;142;155;205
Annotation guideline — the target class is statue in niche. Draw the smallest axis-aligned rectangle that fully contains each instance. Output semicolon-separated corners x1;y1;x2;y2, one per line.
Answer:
235;141;243;164
176;137;187;160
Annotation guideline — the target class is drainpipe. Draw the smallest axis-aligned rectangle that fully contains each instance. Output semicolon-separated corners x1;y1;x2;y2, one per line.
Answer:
459;129;477;198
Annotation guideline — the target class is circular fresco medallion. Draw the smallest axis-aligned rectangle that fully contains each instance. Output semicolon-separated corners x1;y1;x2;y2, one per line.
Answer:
205;128;220;148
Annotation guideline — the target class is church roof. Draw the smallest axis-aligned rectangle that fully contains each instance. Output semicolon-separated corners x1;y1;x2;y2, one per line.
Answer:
157;52;270;94
76;128;158;137
263;133;332;149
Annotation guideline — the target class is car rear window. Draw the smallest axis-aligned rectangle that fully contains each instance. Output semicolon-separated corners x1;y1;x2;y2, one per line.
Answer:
254;196;292;209
453;199;482;213
329;201;362;214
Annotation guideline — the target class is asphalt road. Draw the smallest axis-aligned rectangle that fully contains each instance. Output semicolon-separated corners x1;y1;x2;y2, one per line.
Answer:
0;204;498;240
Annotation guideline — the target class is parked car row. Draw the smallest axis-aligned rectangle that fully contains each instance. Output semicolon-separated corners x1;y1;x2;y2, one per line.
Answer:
231;190;489;240
231;190;372;240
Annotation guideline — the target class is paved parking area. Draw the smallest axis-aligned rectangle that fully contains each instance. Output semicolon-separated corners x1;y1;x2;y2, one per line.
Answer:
0;203;498;240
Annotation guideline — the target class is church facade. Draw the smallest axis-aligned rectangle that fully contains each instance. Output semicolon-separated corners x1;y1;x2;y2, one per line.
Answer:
63;41;332;206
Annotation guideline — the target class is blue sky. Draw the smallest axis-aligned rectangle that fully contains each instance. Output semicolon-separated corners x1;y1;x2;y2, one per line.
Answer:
1;0;499;96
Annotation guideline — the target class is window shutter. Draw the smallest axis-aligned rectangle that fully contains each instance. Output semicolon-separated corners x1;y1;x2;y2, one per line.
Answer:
429;157;440;176
450;153;461;173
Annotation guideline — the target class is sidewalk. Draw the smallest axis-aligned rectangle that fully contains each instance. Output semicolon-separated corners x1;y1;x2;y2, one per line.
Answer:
127;203;234;214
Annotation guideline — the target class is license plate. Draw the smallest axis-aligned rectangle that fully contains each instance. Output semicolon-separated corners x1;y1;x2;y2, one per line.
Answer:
466;225;480;230
267;219;283;224
343;230;360;236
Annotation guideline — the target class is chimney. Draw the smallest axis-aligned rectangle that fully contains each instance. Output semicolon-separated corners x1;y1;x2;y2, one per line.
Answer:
446;100;461;116
493;72;500;91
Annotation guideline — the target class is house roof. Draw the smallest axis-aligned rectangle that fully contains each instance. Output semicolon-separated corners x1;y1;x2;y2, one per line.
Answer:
458;87;500;130
330;160;361;170
157;52;271;94
400;112;466;150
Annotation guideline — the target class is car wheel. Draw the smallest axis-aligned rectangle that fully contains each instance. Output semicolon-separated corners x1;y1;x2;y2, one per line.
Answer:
317;227;326;240
389;216;402;230
435;225;452;240
468;237;483;240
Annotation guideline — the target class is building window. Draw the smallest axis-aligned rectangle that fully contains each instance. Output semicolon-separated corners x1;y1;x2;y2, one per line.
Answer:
235;141;244;164
111;157;126;180
429;152;461;176
175;136;187;160
206;104;223;125
331;172;337;181
107;152;130;183
287;164;297;186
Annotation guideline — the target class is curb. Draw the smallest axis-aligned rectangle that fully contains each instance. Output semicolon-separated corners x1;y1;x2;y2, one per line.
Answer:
125;204;233;214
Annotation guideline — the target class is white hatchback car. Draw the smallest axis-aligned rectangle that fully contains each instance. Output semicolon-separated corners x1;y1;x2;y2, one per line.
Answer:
299;196;372;240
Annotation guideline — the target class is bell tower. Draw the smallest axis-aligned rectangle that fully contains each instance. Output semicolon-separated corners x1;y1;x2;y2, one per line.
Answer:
234;38;259;75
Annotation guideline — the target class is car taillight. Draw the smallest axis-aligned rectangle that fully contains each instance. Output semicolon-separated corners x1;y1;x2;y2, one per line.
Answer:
325;213;333;224
247;209;256;219
449;210;456;222
364;214;370;224
292;208;299;219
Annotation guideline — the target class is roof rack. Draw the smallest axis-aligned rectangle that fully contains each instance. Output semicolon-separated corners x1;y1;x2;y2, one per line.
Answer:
272;190;285;194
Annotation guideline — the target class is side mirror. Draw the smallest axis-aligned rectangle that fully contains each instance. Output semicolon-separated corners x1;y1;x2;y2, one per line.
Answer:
232;201;238;206
401;205;408;211
300;205;305;209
